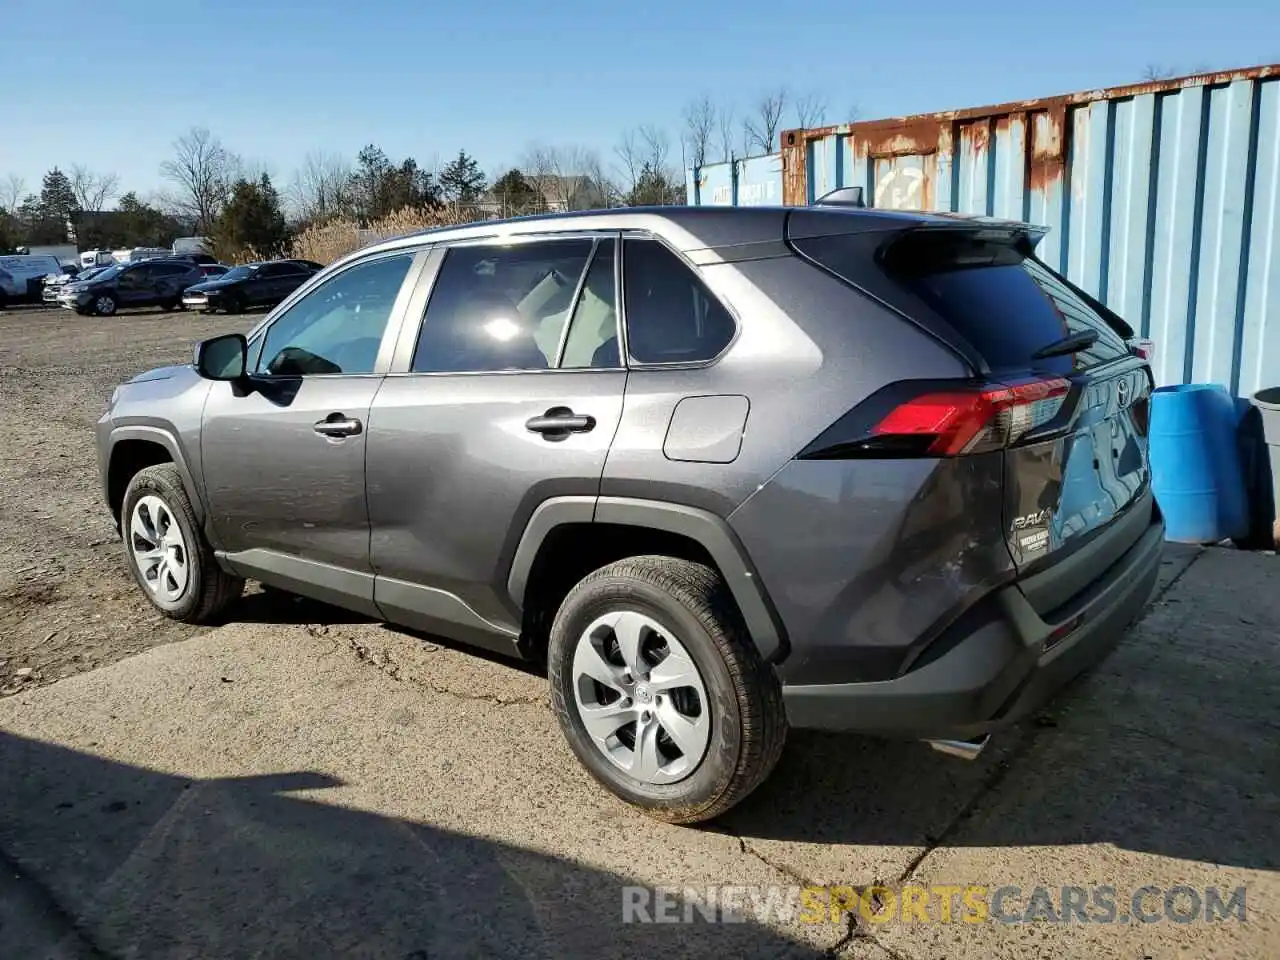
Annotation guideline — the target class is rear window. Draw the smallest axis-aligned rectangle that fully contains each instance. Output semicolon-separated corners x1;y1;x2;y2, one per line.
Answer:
796;229;1131;374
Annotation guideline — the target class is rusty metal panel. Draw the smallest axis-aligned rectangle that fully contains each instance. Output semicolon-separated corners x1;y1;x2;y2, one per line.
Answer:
690;64;1280;397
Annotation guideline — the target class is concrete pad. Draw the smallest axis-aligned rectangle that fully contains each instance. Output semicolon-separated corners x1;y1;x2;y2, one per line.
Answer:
854;548;1280;959
3;544;1277;959
0;622;836;958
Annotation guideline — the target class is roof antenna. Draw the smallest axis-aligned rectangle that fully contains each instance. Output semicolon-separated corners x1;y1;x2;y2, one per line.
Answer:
814;186;868;208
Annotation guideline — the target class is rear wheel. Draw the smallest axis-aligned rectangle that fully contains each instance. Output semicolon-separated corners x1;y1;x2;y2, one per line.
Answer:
121;464;243;624
547;556;786;824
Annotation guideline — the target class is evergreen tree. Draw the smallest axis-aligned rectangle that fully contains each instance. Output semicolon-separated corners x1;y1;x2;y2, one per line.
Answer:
439;150;487;204
212;174;290;258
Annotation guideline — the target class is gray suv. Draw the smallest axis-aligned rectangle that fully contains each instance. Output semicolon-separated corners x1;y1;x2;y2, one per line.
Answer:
96;205;1164;823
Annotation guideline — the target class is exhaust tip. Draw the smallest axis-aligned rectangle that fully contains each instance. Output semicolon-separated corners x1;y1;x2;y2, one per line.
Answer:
925;735;991;760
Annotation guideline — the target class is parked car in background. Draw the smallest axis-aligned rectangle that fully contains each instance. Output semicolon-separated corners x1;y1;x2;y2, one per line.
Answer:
170;252;220;266
42;264;92;301
95;205;1162;824
47;264;110;301
197;263;230;279
0;254;66;307
181;259;322;313
58;258;204;315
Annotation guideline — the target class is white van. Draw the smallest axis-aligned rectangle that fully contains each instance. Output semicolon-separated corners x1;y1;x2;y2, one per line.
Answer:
0;255;65;307
111;247;172;264
80;249;116;270
172;236;211;256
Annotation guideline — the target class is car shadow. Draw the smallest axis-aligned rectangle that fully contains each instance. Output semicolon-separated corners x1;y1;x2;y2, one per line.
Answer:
226;587;544;677
216;569;1280;876
0;732;824;959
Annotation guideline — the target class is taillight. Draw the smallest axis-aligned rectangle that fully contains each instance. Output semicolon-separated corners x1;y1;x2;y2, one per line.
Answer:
1129;338;1155;362
871;377;1071;456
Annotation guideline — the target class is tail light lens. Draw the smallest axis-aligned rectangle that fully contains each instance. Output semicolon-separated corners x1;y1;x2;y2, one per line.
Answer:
1129;338;1155;362
870;377;1071;456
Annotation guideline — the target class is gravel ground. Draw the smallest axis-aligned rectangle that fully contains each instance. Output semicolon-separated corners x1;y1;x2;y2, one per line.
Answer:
0;305;253;696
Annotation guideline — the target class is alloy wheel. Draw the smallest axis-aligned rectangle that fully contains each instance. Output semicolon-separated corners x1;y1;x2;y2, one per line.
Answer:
571;610;711;785
129;495;189;603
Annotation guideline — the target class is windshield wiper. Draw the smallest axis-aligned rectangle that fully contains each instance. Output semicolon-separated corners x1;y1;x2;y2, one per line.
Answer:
1031;329;1098;360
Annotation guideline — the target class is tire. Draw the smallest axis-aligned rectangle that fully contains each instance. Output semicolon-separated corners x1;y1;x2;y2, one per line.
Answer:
92;293;117;316
120;463;244;624
547;556;786;825
223;292;243;314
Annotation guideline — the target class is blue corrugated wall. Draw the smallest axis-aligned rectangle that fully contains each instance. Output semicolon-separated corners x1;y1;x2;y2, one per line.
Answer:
688;69;1280;398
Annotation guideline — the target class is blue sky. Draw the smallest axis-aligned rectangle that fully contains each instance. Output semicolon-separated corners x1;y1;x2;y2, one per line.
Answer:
1;0;1276;201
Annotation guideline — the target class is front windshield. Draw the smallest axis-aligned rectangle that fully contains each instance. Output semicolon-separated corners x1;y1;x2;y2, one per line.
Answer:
84;263;124;283
220;265;257;282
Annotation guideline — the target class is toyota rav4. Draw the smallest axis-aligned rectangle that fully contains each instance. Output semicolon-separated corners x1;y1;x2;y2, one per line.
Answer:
96;204;1163;824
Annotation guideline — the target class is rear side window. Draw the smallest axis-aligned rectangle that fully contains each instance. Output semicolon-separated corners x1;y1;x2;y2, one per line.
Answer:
413;238;597;373
623;239;735;364
796;230;1130;374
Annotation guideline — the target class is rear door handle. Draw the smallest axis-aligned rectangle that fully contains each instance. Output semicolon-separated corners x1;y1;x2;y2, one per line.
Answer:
313;415;363;438
526;407;596;440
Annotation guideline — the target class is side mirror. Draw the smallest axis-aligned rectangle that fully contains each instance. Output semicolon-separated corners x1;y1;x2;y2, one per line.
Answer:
194;333;248;381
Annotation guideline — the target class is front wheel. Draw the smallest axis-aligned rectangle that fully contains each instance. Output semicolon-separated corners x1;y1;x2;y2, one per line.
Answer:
121;464;244;623
547;556;787;825
92;293;117;316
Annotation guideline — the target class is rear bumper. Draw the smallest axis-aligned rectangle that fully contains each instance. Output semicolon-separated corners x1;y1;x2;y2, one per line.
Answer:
781;515;1164;737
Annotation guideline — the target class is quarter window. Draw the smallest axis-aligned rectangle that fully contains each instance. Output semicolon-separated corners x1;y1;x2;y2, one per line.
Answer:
412;239;601;373
256;253;413;376
558;239;619;368
623;239;735;364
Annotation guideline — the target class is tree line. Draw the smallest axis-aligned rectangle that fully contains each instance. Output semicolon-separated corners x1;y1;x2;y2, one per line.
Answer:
0;86;839;260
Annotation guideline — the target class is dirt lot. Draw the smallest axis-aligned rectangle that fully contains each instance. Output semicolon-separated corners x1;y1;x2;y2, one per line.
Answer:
0;305;251;695
1;305;1277;958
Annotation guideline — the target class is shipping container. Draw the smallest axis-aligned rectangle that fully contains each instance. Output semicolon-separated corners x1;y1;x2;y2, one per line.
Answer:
686;153;783;206
690;65;1280;398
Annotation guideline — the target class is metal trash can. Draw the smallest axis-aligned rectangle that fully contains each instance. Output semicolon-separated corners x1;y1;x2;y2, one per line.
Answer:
1252;387;1280;548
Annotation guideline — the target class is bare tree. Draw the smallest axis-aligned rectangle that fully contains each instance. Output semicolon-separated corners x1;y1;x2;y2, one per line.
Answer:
682;95;717;169
614;128;644;199
1;173;25;213
744;87;788;153
639;125;672;174
792;92;829;129
579;150;617;209
159;127;238;232
716;105;736;163
1141;64;1179;81
68;164;120;212
289;151;352;222
523;143;594;212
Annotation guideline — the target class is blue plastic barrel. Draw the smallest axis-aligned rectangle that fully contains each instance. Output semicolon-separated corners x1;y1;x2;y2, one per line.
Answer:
1149;383;1250;543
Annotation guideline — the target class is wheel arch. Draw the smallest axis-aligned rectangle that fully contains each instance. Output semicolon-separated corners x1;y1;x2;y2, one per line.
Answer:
107;427;203;528
508;496;788;663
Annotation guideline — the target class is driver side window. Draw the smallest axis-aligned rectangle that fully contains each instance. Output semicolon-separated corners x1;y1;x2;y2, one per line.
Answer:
255;253;413;376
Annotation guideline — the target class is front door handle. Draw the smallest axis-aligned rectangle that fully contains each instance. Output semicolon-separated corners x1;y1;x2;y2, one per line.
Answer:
526;407;596;440
313;414;363;438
